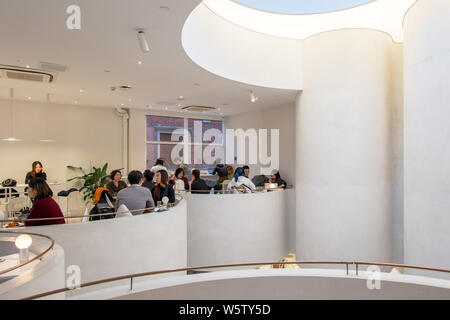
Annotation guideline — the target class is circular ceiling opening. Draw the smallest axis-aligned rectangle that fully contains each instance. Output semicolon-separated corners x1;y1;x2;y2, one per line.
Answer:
232;0;375;14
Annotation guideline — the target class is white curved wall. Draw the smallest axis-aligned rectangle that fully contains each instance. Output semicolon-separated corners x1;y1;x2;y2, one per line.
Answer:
113;269;450;300
0;240;65;300
296;29;396;262
404;0;450;271
186;191;290;266
182;3;303;90
26;200;187;287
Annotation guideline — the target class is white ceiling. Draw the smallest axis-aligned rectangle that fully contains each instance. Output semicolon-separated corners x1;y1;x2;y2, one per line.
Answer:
0;0;298;116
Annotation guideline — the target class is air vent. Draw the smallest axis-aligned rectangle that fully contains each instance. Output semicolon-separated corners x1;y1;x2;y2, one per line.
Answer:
0;65;56;83
157;101;178;107
40;62;69;72
182;105;217;112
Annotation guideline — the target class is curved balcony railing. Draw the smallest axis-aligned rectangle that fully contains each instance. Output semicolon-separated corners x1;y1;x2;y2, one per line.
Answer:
0;194;184;226
0;231;55;276
22;260;450;300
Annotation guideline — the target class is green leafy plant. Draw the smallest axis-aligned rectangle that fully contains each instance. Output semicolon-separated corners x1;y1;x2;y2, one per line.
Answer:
67;163;111;204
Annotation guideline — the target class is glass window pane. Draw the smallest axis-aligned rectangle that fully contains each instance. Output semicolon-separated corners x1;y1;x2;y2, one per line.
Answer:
146;144;184;172
188;144;224;173
146;115;184;142
188;119;223;143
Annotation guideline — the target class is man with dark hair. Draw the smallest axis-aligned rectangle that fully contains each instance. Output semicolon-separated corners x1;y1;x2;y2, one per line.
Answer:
190;169;210;194
243;165;250;179
115;170;154;215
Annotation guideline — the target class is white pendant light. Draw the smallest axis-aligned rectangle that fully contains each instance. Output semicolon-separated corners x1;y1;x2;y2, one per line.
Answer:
2;88;21;142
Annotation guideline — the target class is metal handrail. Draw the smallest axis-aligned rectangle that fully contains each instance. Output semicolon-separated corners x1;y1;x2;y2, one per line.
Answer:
0;231;55;276
22;260;450;300
0;195;184;224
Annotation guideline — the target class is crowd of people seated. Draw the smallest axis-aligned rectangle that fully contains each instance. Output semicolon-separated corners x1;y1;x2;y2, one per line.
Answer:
11;158;288;227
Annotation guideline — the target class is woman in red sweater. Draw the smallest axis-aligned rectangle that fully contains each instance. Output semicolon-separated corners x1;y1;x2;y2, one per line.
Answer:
25;178;65;227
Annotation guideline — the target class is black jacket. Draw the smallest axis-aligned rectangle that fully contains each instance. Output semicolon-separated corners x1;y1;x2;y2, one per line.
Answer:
191;178;210;194
151;184;175;203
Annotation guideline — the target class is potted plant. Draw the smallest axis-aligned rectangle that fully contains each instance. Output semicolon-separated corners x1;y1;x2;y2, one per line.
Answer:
67;163;111;204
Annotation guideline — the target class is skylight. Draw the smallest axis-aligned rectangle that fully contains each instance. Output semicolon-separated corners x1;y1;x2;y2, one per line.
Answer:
233;0;375;14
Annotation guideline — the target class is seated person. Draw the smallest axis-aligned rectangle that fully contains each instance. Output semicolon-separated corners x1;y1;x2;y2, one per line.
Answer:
169;168;189;191
25;178;65;227
115;171;154;215
152;170;175;204
105;169;128;198
25;161;47;184
142;169;155;191
226;165;234;180
270;169;287;189
243;165;250;179
190;169;210;194
174;158;192;181
213;159;228;183
227;167;256;192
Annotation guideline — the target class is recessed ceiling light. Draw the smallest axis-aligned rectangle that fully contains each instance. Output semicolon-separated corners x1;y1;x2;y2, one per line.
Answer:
138;61;142;65
2;137;21;142
74;100;79;104
177;96;184;101
26;65;30;68
80;89;84;93
27;97;31;100
128;98;132;102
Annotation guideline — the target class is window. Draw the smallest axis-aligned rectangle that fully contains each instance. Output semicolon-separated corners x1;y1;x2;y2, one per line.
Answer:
146;115;224;172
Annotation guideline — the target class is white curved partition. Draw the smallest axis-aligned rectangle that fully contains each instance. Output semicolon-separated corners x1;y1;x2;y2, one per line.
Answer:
296;29;396;262
186;191;289;267
403;0;450;273
0;237;65;300
22;199;187;288
182;3;303;90
113;269;450;300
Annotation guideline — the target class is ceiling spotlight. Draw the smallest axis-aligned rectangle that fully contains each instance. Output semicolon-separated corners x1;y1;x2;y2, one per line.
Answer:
25;65;30;68
177;96;185;101
249;90;258;103
80;89;84;93
27;97;31;100
137;30;150;53
138;61;143;65
120;103;125;106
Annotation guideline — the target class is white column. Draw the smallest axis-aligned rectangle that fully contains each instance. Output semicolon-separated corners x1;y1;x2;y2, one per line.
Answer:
296;29;395;261
403;0;450;270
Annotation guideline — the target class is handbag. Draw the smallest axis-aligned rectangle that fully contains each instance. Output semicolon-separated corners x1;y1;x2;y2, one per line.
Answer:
0;179;19;199
1;179;17;187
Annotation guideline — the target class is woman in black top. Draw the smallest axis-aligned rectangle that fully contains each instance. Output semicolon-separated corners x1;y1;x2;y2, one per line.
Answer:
152;170;175;204
270;169;287;189
25;161;47;184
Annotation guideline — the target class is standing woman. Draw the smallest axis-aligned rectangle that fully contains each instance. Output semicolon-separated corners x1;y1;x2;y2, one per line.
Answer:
106;170;128;198
24;178;65;227
25;161;47;184
152;170;175;204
